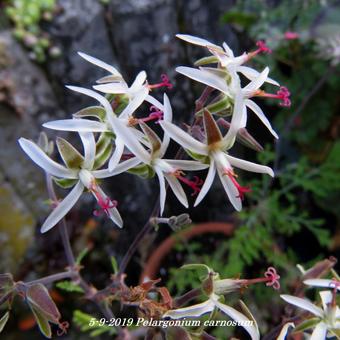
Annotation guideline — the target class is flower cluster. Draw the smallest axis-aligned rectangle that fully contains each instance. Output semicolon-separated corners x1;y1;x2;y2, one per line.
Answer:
19;34;290;233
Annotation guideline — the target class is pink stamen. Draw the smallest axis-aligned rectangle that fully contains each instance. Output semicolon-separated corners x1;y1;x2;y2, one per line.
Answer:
139;106;164;124
256;40;272;54
173;171;203;196
225;170;251;200
284;31;299;40
91;185;118;217
57;321;69;336
264;267;281;290
254;86;291;107
148;74;173;90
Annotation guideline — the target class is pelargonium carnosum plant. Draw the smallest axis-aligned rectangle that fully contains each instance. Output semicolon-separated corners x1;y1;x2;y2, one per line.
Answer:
0;34;338;340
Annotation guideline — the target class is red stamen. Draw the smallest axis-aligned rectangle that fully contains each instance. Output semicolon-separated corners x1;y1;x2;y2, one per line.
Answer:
264;267;281;290
139;106;164;124
248;41;272;59
225;170;251;200
91;185;118;217
148;74;173;90
57;321;69;336
284;31;299;40
254;86;291;107
173;171;203;196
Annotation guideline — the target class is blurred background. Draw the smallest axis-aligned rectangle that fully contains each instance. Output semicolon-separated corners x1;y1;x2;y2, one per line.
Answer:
0;0;339;338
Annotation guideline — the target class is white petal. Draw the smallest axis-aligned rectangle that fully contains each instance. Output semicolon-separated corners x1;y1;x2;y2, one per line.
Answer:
119;87;148;119
112;118;151;164
176;66;229;94
280;295;323;317
145;95;164;111
40;181;84;233
155;167;166;216
164;160;209;171
310;322;327;340
108;137;125;171
194;160;216;207
176;34;221;50
66;86;115;118
163;299;215;319
77;52;122;78
159;93;172;157
79;132;96;169
95;186;123;228
19;138;76;179
159;121;208;155
217;167;242;211
43;119;108;132
304;279;340;291
130;71;147;93
276;322;295;340
222;42;235;57
319;291;332;311
226;155;274;177
214;300;260;340
237;66;279;86
245;99;279;139
93;82;128;94
242;67;269;95
164;174;188;208
93;157;141;178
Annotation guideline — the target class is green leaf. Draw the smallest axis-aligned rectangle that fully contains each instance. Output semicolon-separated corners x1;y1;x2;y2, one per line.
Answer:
73;106;106;121
56;281;84;294
194;55;219;66
56;137;84;169
93;133;113;169
196;96;232;117
53;177;78;189
76;247;90;265
0;311;9;333
30;305;52;338
0;274;14;300
110;256;118;274
127;164;155;179
293;317;320;333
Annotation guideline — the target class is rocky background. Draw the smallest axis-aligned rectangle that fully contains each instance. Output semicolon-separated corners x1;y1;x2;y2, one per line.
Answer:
0;0;239;278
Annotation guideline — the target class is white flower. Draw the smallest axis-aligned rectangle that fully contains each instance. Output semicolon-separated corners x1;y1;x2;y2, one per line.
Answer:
19;133;140;232
43;86;153;171
78;52;165;111
176;34;279;86
281;291;340;340
160;96;274;211
176;65;282;138
164;292;259;340
304;278;340;291
111;94;209;215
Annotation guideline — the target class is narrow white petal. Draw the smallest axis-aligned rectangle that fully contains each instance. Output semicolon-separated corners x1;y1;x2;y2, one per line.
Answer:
43;119;108;132
19;138;76;179
93;157;141;178
41;181;84;233
304;279;340;290
217;167;242;211
163;299;215;319
277;322;295;340
112;119;151;164
155;167;166;216
194;160;216;207
310;322;327;340
77;52;122;77
93;82;128;94
108;137;125;171
66;86;115;118
159;121;208;155
245;99;279;139
176;66;229;94
164;174;188;208
79;132;96;169
237;66;279;86
165;160;209;171
242;67;269;95
159;93;172;157
95;186;123;228
319;291;332;311
176;34;221;50
222;42;235;57
145;95;164;111
214;301;260;340
130;71;147;93
119;87;148;119
280;295;323;317
226;155;274;177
